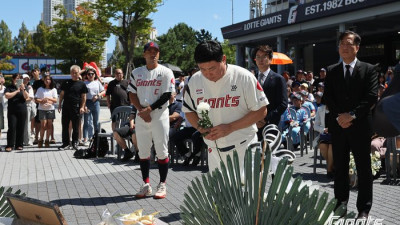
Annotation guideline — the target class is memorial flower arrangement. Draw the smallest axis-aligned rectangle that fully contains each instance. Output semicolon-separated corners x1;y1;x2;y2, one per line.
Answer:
98;208;159;225
371;151;382;176
349;151;381;187
114;209;158;225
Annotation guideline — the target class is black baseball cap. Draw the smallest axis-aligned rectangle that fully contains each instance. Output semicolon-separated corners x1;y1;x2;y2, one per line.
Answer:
143;42;159;52
291;81;301;88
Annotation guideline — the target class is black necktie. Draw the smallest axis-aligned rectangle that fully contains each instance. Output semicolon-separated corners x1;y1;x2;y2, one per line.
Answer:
345;65;351;86
258;73;264;85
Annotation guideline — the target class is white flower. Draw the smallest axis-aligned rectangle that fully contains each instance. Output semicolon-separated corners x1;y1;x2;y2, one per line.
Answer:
197;102;210;114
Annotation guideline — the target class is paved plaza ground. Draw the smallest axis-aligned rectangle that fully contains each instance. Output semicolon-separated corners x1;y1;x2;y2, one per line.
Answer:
0;106;399;224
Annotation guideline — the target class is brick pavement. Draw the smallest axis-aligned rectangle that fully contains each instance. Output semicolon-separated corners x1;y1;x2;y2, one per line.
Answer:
0;106;399;224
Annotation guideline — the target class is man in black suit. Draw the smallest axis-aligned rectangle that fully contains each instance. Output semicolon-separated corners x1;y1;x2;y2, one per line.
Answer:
324;30;378;218
253;45;288;140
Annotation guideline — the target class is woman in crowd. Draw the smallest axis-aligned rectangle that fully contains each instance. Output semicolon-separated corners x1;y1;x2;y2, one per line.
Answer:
0;73;5;149
4;74;29;151
22;74;35;146
35;75;58;147
314;96;334;179
83;68;104;144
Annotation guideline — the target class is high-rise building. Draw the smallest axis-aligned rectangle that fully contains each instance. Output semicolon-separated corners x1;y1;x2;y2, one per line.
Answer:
43;0;107;68
63;0;97;18
43;0;63;26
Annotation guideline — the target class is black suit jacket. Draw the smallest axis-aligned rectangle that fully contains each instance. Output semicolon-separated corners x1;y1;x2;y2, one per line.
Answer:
324;60;378;134
258;70;288;126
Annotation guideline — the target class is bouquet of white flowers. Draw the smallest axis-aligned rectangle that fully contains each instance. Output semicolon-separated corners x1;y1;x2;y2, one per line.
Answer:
196;102;222;160
196;102;213;135
349;151;381;188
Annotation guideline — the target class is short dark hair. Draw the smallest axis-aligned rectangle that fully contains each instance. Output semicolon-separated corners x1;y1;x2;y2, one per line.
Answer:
194;40;223;64
339;30;361;46
40;67;49;73
12;74;19;80
254;45;273;60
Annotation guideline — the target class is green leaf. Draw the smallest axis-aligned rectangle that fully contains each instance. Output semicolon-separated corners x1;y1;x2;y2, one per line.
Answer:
181;145;351;225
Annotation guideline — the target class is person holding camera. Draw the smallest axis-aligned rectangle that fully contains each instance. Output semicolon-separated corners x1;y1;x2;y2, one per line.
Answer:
4;74;30;151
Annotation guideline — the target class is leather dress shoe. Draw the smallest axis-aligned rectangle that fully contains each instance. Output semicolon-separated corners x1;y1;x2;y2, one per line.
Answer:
357;211;369;219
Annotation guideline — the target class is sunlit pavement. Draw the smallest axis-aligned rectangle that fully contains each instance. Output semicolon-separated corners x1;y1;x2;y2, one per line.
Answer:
0;107;399;224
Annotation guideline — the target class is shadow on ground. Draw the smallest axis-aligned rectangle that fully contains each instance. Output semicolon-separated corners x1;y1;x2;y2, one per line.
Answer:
52;195;135;207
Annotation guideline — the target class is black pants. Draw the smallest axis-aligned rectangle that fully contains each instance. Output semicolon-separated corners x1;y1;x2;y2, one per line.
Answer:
191;131;205;156
62;105;81;146
171;127;196;156
332;128;373;214
7;109;27;148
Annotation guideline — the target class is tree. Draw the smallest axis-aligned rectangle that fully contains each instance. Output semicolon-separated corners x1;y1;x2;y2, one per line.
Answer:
107;40;125;70
25;34;41;54
13;22;29;53
222;39;236;65
0;20;13;54
195;29;217;43
92;0;162;77
0;56;16;71
157;23;198;73
32;21;50;54
47;4;108;73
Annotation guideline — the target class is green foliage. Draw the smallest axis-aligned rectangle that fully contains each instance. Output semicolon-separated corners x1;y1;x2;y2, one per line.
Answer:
12;22;29;53
181;147;354;225
221;39;236;65
0;186;26;218
195;29;217;43
47;4;108;73
25;34;41;54
0;20;13;54
108;42;125;70
92;0;162;75
32;21;50;54
157;23;199;73
0;56;15;71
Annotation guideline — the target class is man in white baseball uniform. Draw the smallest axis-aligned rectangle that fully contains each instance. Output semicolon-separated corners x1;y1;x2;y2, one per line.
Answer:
128;42;175;199
182;40;268;173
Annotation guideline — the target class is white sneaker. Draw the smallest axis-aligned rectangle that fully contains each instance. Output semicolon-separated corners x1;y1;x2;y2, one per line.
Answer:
136;183;152;198
154;182;167;199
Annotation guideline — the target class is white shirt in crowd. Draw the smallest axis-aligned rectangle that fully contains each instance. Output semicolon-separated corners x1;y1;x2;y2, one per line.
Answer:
85;80;104;100
35;87;58;110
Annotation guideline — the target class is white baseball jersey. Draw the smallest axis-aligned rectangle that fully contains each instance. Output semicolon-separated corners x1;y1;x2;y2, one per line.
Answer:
127;64;175;159
127;64;175;108
182;64;269;149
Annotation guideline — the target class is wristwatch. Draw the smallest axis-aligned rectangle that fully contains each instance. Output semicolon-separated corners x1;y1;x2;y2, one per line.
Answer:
349;111;356;120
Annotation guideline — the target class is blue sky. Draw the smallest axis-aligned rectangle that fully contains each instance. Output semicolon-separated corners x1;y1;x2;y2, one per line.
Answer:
1;0;249;54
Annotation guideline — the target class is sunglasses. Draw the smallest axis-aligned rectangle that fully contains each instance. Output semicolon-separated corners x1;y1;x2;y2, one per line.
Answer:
87;73;95;76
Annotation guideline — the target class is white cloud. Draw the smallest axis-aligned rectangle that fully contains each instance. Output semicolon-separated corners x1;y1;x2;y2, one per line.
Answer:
213;14;221;20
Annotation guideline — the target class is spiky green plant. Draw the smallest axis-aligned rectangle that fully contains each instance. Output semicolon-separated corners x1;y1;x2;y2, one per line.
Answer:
0;186;26;218
180;144;354;225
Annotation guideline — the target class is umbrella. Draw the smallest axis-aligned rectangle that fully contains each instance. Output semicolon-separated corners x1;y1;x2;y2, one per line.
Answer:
162;63;182;72
271;52;293;65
